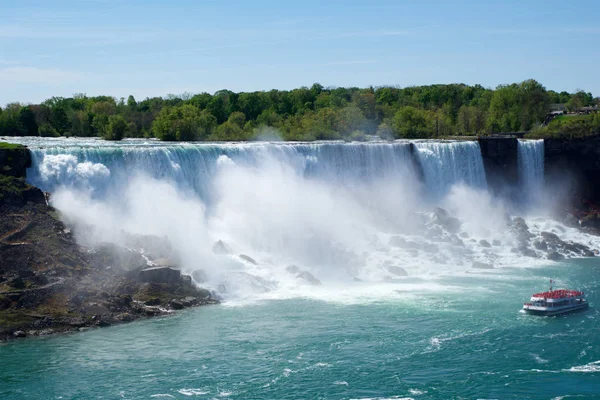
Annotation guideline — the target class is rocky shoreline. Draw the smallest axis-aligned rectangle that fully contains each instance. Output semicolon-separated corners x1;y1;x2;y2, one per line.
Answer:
0;143;219;342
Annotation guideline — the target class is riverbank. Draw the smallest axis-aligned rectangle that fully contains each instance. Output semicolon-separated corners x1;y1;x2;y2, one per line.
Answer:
0;143;218;341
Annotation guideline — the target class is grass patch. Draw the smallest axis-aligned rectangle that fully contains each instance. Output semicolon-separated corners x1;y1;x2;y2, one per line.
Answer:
0;142;24;150
550;114;593;125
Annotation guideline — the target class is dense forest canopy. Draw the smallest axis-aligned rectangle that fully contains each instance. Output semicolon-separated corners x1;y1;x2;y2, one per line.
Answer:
0;80;597;141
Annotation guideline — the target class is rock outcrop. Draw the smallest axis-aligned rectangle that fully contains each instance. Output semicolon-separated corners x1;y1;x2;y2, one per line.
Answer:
0;142;218;341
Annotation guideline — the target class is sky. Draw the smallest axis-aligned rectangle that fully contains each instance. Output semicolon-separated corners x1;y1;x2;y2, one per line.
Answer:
1;0;599;105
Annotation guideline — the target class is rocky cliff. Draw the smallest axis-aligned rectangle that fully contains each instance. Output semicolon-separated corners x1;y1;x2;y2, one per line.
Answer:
478;137;519;199
545;134;600;207
0;143;218;341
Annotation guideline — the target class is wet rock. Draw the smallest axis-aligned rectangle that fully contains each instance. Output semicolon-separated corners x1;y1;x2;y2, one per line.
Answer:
533;240;548;251
181;275;192;284
138;266;181;284
547;251;564;261
430;208;461;234
212;240;232;255
518;245;537;258
90;243;148;273
386;265;408;276
13;330;26;338
479;240;491;248
191;269;208;284
286;265;301;274
459;232;469;238
449;234;465;247
296;271;321;286
9;277;26;290
144;297;162;306
170;299;184;310
68;318;87;327
540;231;561;243
513;217;529;231
512;217;533;242
181;296;198;307
492;240;501;246
0;295;11;310
472;261;494;269
239;254;257;265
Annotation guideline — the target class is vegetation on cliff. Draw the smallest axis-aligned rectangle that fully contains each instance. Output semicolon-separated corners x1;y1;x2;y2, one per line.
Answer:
527;113;600;139
0;80;596;141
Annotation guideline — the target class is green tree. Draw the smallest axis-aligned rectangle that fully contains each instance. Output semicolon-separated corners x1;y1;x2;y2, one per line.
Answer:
152;105;217;141
51;107;71;134
104;115;128;140
392;106;432;138
38;123;59;137
18;106;38;136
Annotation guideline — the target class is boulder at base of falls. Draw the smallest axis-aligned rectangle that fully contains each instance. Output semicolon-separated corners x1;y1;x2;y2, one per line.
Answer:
547;251;564;261
386;265;408;276
533;240;548;251
191;269;208;284
471;261;494;269
286;265;301;274
540;231;561;244
212;240;233;255
429;208;462;234
479;240;491;248
512;217;533;242
138;266;181;284
449;234;465;247
296;271;322;286
239;254;257;265
518;245;538;258
492;240;501;246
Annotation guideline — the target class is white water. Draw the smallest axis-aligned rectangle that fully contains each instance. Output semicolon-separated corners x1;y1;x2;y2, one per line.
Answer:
4;137;597;304
517;139;545;206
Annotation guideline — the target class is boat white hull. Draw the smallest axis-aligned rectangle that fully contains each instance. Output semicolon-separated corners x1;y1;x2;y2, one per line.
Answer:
523;302;589;316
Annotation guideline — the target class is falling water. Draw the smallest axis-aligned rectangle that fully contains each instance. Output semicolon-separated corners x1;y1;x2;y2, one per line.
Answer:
517;139;545;205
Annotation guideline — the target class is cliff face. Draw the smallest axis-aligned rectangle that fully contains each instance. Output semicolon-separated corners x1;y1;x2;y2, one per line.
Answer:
545;134;600;206
0;144;31;177
0;143;217;341
478;138;519;199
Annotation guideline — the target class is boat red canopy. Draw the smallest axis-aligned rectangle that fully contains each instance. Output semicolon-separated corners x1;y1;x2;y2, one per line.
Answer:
532;289;583;299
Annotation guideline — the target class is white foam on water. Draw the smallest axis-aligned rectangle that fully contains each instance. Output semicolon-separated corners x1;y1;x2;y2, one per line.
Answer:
564;360;600;373
177;388;210;396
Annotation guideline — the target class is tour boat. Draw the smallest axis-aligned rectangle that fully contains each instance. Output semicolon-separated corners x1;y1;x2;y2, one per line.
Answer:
523;283;589;316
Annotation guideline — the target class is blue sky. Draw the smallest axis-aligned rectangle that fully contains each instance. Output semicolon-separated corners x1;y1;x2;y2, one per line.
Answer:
1;0;599;105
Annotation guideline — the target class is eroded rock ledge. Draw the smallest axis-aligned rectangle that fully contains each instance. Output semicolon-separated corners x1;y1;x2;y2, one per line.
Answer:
0;143;218;342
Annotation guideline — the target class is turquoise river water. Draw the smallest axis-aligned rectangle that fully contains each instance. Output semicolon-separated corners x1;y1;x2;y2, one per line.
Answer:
1;259;599;400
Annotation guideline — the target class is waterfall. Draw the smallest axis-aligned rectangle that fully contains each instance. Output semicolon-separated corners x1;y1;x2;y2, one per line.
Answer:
517;139;544;204
413;140;487;198
22;139;421;201
6;137;494;204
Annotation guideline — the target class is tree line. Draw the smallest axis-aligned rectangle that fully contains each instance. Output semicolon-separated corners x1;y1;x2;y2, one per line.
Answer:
0;80;596;141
